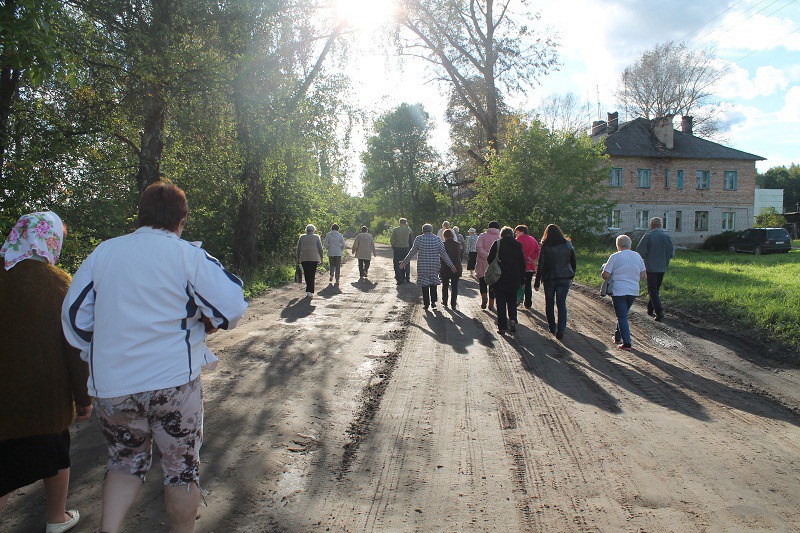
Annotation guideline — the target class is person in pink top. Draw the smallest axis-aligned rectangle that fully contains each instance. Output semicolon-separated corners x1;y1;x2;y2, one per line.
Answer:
514;225;541;309
475;221;501;310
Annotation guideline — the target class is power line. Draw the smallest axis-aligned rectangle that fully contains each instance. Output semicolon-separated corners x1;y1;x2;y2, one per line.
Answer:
733;26;800;62
677;0;747;43
688;0;797;54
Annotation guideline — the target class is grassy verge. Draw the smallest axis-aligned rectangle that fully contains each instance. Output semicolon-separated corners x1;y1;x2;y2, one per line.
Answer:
243;256;337;299
575;247;800;347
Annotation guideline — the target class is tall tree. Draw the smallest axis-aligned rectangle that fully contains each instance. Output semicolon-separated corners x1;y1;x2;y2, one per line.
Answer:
0;0;65;183
616;41;729;139
398;0;558;164
361;103;447;226
535;91;586;136
469;115;613;242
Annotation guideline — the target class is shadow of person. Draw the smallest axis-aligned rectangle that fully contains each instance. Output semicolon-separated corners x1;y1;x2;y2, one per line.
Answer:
279;297;315;322
317;283;341;297
351;279;377;292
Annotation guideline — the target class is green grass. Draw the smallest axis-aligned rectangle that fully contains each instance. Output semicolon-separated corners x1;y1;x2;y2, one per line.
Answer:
576;247;800;347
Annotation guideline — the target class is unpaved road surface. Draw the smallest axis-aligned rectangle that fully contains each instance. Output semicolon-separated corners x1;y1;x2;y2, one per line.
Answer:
3;243;800;532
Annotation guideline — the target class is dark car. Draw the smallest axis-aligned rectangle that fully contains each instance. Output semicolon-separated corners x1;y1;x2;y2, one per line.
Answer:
728;227;792;255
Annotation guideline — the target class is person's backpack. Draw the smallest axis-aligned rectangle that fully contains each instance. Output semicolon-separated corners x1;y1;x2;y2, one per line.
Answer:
484;240;502;285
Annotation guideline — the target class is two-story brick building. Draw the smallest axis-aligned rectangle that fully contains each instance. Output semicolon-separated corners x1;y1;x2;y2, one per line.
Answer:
592;113;765;246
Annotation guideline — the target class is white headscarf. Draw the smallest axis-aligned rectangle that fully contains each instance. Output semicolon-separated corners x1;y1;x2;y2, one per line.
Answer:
1;211;65;270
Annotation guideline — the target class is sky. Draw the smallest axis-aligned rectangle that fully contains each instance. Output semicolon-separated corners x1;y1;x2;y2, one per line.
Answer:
337;0;800;193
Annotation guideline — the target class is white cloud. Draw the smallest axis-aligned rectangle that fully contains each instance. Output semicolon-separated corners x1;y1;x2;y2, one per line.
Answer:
717;62;788;99
781;86;800;122
712;11;800;53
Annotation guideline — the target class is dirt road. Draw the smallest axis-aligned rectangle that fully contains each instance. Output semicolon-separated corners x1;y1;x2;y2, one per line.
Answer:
3;243;799;532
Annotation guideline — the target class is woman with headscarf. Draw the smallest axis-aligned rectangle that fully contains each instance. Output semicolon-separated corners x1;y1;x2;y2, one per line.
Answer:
297;224;324;297
487;226;526;334
476;221;501;309
0;211;92;533
400;224;456;310
352;226;376;281
62;182;248;533
534;224;577;340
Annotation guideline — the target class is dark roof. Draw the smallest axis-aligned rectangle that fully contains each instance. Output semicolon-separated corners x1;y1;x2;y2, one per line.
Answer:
596;117;765;161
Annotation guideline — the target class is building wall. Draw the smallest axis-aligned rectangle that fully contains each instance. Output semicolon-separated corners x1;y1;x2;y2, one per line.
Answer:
754;188;784;221
605;156;757;245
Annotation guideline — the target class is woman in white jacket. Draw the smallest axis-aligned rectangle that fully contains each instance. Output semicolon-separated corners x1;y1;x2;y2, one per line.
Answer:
62;182;248;533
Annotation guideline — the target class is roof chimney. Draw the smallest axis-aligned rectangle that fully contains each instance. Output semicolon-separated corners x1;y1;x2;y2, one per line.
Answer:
681;115;693;135
607;112;619;133
591;120;607;136
652;116;674;150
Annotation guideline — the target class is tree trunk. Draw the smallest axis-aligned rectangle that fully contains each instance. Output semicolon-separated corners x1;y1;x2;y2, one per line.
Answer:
135;0;171;192
233;157;262;276
135;88;167;192
0;66;20;183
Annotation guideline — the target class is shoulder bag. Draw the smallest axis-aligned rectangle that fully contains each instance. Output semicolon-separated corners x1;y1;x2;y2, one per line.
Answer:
484;239;503;285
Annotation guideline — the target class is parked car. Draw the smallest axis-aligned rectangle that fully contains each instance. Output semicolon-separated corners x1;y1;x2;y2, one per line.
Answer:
728;228;792;255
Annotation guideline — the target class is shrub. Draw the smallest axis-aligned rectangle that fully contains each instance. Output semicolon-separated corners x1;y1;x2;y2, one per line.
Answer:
700;231;740;251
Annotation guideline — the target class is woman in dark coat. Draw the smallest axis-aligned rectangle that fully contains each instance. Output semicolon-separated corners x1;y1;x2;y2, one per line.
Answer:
487;226;525;334
440;229;463;308
533;224;577;339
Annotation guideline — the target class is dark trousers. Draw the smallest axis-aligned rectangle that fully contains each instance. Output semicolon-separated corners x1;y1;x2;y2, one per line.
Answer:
646;271;666;316
329;255;341;281
301;261;318;293
523;271;534;308
393;247;410;281
478;277;495;298
421;285;438;308
358;259;371;278
495;288;518;331
612;294;637;346
543;278;572;333
441;276;460;306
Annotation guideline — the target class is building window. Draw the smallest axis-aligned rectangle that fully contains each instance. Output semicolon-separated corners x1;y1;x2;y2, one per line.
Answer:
637;169;651;188
722;211;735;230
696;170;710;190
636;210;649;229
676;170;684;189
675;211;682;232
664;170;670;188
695;211;709;231
608;209;621;228
609;167;623;187
724;171;738;190
662;212;669;230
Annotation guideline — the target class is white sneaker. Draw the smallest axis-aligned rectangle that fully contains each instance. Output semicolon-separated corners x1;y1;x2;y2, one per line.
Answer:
46;510;80;533
306;292;313;298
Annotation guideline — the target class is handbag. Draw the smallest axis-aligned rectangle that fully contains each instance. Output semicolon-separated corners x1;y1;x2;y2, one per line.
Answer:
484;239;502;286
295;264;303;283
600;277;612;296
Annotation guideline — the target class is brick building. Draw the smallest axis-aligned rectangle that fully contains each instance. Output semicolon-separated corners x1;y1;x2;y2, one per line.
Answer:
592;113;765;246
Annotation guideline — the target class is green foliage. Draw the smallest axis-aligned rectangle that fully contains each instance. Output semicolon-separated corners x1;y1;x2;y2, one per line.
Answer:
469;116;614;242
575;248;800;348
757;164;800;213
754;207;785;228
700;231;740;251
361;103;448;226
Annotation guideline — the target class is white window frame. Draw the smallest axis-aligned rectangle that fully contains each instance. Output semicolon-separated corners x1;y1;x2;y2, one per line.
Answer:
695;211;709;231
637;169;651;188
724;171;738;191
636;210;649;229
722;211;735;230
608;209;621;229
610;167;623;188
696;170;710;190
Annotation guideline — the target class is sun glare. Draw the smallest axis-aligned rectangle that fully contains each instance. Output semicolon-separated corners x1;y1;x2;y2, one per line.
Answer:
336;0;396;30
